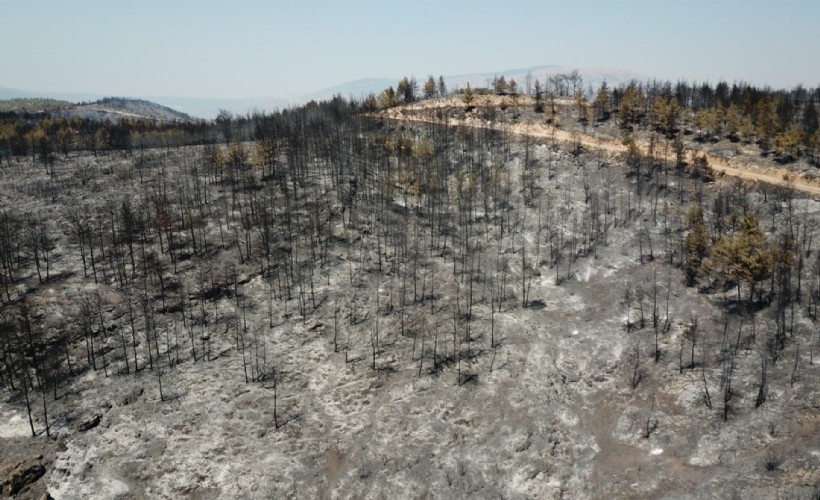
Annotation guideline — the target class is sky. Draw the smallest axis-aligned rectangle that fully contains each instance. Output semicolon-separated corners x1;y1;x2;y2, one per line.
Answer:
2;0;819;99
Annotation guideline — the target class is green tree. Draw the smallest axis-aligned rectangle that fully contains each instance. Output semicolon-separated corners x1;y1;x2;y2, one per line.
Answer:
713;103;726;137
755;97;780;150
593;81;610;122
685;204;709;286
694;108;719;140
508;78;518;96
739;114;756;143
362;93;378;112
25;128;44;161
710;212;772;303
204;142;226;168
623;135;642;172
228;141;248;167
56;126;75;158
437;75;447;97
397;77;416;103
494;76;507;95
725;103;742;140
774;124;803;161
91;128;108;156
379;86;398;109
423;75;437;100
462;83;475;108
618;85;646;127
691;153;713;181
652;95;680;136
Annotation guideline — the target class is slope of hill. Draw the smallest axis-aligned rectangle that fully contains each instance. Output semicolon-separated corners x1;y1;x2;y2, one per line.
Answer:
0;97;72;113
380;94;820;197
0;91;196;122
141;96;292;120
52;97;193;122
0;85;291;120
0;94;817;499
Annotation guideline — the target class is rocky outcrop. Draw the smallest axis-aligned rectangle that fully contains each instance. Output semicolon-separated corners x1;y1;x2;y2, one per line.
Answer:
0;455;47;497
76;414;102;433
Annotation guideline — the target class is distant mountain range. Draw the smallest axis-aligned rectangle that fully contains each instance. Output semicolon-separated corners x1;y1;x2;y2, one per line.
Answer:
300;77;398;103
0;86;102;104
1;65;647;119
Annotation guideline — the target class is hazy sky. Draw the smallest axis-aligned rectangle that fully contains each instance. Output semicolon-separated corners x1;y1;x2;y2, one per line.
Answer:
3;0;819;99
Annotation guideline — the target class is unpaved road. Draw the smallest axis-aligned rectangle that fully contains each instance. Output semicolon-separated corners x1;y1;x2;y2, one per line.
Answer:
380;103;820;198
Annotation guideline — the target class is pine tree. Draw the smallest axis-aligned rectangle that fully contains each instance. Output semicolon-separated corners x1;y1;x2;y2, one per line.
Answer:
508;78;518;96
619;85;646;127
755;97;780;150
725;103;742;140
423;75;437;100
533;79;544;113
494;76;507;95
685;204;709;286
774;124;804;161
710;212;772;303
462;83;475;109
362;93;378;112
397;77;416;103
379;86;398;109
652;95;679;136
593;81;610;122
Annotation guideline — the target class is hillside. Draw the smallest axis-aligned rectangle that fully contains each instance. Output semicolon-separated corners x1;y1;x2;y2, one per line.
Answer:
380;95;820;198
0;98;72;114
52;97;193;123
0;95;195;123
0;99;817;498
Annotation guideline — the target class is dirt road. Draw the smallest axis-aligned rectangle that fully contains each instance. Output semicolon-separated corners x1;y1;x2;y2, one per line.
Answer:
380;103;820;198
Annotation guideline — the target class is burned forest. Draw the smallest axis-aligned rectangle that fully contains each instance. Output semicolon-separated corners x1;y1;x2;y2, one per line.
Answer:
0;89;818;498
